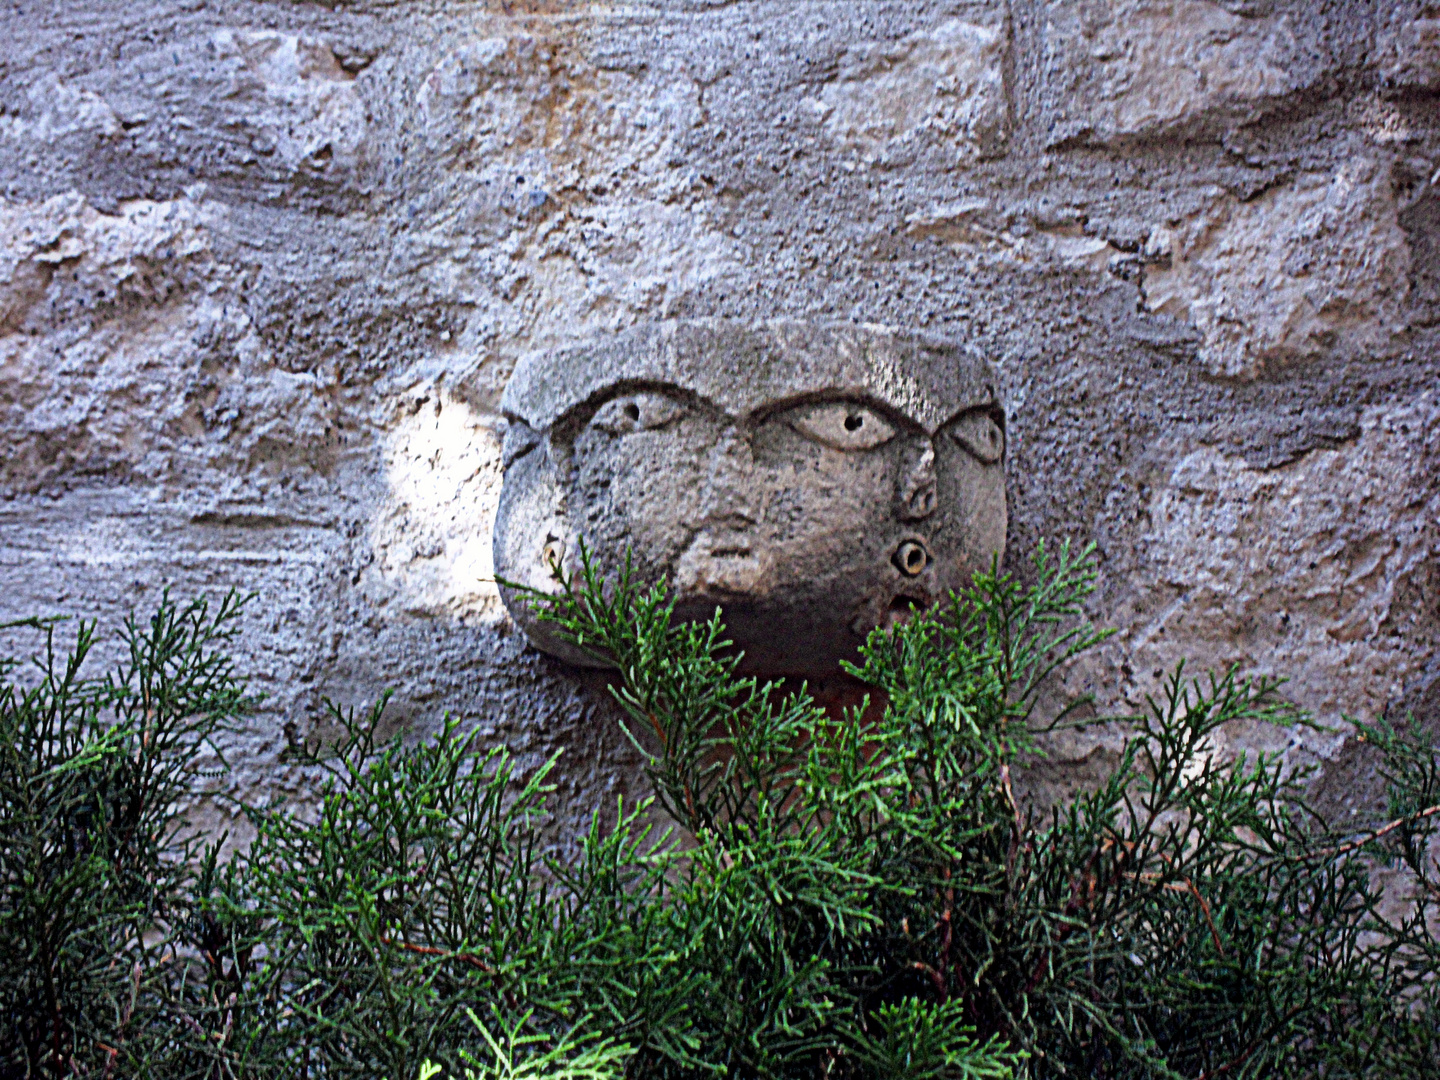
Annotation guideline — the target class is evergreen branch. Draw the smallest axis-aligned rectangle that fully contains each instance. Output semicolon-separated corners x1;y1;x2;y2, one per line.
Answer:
1305;804;1440;860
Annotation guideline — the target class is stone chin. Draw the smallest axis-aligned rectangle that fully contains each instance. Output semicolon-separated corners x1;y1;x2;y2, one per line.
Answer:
492;319;1007;678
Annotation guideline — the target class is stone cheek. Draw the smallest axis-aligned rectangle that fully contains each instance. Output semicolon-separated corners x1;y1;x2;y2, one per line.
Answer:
494;323;1008;676
933;413;1008;585
571;398;717;579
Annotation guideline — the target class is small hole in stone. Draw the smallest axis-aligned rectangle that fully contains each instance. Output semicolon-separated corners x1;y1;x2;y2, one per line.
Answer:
623;402;640;422
541;534;565;572
893;539;930;577
844;414;863;431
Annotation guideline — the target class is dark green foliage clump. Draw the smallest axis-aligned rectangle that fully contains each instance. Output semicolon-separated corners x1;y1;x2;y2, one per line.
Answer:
543;544;1440;1079
1;545;1438;1079
0;597;253;1078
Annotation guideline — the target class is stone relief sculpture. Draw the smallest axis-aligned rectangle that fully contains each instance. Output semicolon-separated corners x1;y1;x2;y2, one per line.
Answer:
493;320;1007;677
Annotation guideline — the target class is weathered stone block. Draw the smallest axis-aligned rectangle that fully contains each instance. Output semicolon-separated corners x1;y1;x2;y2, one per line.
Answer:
813;17;1010;163
1379;17;1440;91
1141;157;1411;378
494;320;1007;675
208;30;368;177
1041;0;1312;146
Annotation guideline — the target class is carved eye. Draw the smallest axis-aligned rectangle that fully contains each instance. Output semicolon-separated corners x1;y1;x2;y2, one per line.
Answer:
786;403;896;452
948;412;1004;464
590;392;688;435
540;534;565;574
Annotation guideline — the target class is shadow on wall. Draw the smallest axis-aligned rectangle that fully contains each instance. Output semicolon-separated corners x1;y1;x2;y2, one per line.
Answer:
1310;658;1440;827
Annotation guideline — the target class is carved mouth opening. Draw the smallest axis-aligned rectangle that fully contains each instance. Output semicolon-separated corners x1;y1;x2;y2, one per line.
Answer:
710;545;752;558
885;594;927;628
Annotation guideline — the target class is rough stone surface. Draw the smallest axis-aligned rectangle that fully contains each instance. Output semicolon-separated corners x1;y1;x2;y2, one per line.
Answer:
0;0;1436;835
1141;156;1412;377
494;320;1006;675
1039;0;1316;148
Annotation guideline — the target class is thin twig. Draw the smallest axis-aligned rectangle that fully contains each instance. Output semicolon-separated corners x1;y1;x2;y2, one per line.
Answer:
377;934;497;974
912;960;947;996
1000;764;1021;829
645;709;668;750
1148;851;1227;958
1309;804;1440;859
1195;1003;1306;1080
1184;878;1226;957
936;866;954;999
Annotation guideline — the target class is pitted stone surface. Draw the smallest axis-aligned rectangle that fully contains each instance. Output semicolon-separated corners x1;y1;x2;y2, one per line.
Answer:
0;0;1435;836
1140;156;1413;378
1039;0;1315;148
495;320;1006;675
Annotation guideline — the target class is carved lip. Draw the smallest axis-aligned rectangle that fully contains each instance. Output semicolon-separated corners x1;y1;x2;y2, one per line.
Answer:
674;530;764;595
708;544;753;558
885;593;934;628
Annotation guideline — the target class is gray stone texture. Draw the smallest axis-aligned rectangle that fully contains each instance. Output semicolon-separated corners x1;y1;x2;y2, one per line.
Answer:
0;0;1436;835
494;320;1006;675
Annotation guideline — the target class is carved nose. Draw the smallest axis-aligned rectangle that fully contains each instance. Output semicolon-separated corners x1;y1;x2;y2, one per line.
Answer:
697;429;757;527
897;440;937;521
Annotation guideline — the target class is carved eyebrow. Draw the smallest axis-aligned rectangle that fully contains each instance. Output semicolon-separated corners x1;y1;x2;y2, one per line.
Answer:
501;421;542;467
544;383;717;436
939;404;1005;430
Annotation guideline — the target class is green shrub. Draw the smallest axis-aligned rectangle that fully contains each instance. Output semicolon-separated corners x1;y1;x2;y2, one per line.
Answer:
0;596;253;1077
533;543;1440;1078
1;543;1437;1078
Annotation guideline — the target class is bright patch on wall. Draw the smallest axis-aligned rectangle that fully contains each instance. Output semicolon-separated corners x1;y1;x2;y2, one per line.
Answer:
372;386;504;624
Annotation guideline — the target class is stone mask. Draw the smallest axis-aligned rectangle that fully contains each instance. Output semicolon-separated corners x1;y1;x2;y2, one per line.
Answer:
493;320;1006;676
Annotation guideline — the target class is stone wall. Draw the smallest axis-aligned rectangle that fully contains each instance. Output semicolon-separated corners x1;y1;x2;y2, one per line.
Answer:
1;0;1436;835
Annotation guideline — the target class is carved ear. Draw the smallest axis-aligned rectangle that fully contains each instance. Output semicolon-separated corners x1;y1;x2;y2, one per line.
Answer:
589;392;689;435
947;411;1004;464
784;402;897;451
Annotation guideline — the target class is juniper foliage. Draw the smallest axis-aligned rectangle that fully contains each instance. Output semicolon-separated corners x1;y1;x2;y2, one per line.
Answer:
530;541;1440;1079
0;595;252;1078
0;544;1437;1079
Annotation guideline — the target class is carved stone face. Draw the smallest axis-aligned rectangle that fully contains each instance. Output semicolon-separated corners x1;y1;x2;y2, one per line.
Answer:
494;320;1006;676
